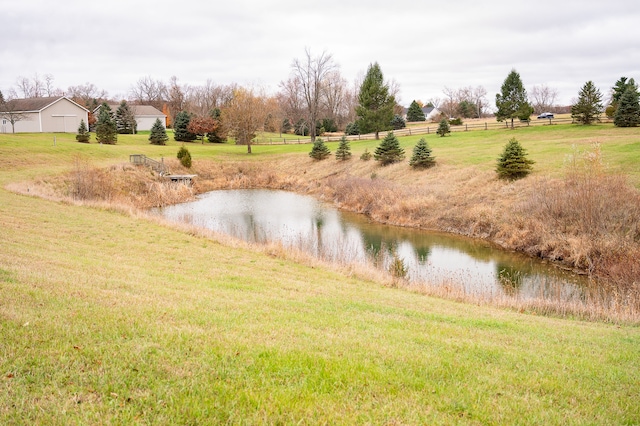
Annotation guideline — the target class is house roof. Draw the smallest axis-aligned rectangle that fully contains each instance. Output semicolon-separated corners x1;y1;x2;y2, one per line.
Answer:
0;96;89;113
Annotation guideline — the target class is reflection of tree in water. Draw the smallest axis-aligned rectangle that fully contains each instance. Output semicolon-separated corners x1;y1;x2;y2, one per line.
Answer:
360;230;431;266
497;263;524;296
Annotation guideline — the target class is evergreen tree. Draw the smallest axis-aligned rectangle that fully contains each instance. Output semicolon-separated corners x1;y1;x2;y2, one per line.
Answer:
115;100;136;134
345;122;360;135
571;81;603;125
360;148;372;161
174;111;196;142
406;100;426;122
374;132;405;165
207;108;226;143
177;145;192;168
149;118;169;145
391;114;406;130
496;137;534;180
609;77;637;115
335;136;352;161
614;86;640;127
282;118;292;134
75;119;90;143
356;62;396;140
436;118;451;137
409;138;435;169
95;103;117;144
309;138;331;160
495;69;534;128
0;90;4;105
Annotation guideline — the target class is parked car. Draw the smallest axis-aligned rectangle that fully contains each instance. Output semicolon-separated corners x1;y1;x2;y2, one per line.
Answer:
537;112;554;119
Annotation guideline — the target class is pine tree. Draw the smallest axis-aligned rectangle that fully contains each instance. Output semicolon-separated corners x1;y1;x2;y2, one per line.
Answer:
309;138;331;160
207;108;226;143
174;111;196;142
571;81;603;125
391;114;406;130
149;118;169;145
436;118;450;137
360;148;372;161
613;86;640;127
355;62;395;139
496;137;534;180
374;132;405;165
495;69;534;128
75;119;90;143
95;103;117;144
409;138;435;169
406;100;426;122
335;136;352;161
115;100;136;134
609;77;636;116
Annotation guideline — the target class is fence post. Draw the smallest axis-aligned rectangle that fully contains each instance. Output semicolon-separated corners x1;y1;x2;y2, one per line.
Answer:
485;122;487;130
465;124;468;131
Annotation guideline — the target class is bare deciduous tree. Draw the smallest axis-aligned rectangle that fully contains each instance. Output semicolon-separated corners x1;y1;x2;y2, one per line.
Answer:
530;84;559;114
67;83;109;108
322;70;351;129
130;76;167;110
0;98;28;133
291;48;337;141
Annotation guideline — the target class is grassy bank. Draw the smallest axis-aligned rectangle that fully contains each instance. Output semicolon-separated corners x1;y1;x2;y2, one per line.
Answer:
1;128;640;423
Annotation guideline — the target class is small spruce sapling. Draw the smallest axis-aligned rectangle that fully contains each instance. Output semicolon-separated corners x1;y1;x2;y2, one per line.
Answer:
436;118;451;137
309;138;331;160
149;118;169;145
496;137;534;180
409;138;435;169
335;136;352;161
76;119;90;143
374;132;405;165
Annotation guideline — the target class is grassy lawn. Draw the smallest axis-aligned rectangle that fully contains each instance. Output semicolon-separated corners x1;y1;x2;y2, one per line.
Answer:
1;127;640;424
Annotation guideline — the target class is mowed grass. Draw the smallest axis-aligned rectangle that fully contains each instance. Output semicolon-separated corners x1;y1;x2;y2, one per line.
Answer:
1;127;640;424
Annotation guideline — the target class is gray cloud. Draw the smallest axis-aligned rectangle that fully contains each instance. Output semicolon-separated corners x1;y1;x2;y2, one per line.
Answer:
1;0;638;106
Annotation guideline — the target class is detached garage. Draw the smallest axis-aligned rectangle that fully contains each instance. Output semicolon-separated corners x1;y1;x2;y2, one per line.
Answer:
0;96;89;133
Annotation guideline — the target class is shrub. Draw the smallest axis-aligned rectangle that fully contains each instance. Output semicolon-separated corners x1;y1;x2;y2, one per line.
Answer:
449;117;463;126
177;145;192;168
309;138;331;160
496;137;534;180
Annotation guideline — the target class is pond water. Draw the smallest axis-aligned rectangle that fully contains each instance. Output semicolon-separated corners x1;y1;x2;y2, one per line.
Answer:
153;189;591;303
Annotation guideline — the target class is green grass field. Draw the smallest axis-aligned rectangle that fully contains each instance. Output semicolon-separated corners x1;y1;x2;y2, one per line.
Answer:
1;126;640;424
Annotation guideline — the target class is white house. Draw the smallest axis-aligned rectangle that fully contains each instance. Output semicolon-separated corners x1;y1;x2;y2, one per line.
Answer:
0;96;89;133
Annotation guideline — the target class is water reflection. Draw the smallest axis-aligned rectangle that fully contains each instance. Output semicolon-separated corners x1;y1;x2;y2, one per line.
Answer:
153;189;589;303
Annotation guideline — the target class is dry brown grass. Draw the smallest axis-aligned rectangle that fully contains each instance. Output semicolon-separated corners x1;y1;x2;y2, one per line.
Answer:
22;145;640;308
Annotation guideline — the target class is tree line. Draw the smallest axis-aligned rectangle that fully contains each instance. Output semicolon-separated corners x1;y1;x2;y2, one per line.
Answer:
2;55;639;141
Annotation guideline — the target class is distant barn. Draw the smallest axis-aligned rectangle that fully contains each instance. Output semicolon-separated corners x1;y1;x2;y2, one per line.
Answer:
0;96;89;133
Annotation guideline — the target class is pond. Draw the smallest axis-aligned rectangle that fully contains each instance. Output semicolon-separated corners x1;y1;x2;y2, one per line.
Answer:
153;189;591;303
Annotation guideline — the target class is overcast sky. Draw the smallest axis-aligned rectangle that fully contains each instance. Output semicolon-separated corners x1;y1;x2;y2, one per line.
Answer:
2;0;639;107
